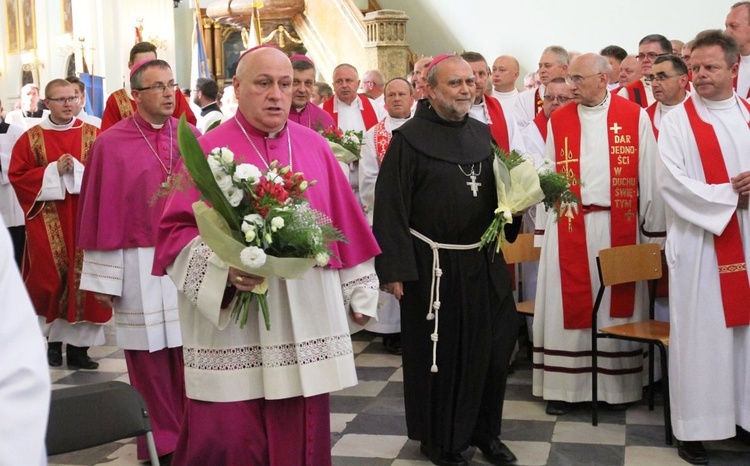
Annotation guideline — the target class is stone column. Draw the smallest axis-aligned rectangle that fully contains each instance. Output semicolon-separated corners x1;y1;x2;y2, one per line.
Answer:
363;9;410;81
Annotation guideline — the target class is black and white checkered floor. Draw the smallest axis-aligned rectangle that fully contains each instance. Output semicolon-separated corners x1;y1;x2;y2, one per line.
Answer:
48;325;750;465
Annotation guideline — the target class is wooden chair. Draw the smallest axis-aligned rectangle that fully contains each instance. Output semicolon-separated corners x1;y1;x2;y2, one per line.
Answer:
590;243;672;445
500;232;541;316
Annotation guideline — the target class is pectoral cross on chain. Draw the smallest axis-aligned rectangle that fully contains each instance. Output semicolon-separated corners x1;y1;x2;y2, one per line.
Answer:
467;174;482;197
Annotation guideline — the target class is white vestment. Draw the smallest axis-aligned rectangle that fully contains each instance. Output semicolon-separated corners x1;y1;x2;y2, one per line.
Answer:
618;78;655;107
650;93;689;133
492;88;520;114
76;110;102;129
80;248;182;351
469;95;527;154
0;218;49;466
657;93;750;441
167;238;378;402
0;124;25;227
513;84;546;129
4;109;48;131
533;93;665;404
737;55;750;99
197;108;224;134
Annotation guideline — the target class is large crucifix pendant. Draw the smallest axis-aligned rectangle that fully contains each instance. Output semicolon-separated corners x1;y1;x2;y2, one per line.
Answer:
467;174;482;197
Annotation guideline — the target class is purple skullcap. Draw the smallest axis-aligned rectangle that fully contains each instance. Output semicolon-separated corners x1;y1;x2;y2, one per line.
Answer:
237;44;281;65
423;54;456;79
290;54;314;67
130;58;156;78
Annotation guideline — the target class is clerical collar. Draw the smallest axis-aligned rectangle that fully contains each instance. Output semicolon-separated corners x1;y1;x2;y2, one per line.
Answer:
333;95;363;112
660;93;689;112
235;110;286;138
200;102;218;111
580;91;609;110
134;112;166;130
293;105;306;113
43;116;76;131
494;89;517;96
704;94;739;110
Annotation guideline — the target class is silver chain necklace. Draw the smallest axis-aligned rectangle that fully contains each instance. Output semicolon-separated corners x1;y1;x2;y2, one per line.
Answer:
458;162;482;197
234;115;293;170
133;117;173;188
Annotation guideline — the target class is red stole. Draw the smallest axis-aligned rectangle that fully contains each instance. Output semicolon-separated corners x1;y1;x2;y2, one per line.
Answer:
732;57;750;99
550;95;641;329
645;102;659;139
322;94;379;130
624;80;648;108
485;95;510;151
532;111;549;141
534;88;544;116
373;119;392;167
684;97;750;327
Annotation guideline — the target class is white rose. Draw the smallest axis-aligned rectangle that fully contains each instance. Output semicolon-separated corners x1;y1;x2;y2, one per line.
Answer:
503;210;512;222
241;221;254;234
214;170;233;191
224;185;244;207
244;228;257;243
315;252;330;267
207;156;222;174
265;172;284;185
220;147;234;164
234;163;263;183
240;246;267;268
270;217;285;231
244;214;264;225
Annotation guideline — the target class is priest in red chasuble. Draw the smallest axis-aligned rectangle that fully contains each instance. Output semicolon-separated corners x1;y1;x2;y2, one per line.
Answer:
100;41;196;131
532;53;666;416
9;79;110;370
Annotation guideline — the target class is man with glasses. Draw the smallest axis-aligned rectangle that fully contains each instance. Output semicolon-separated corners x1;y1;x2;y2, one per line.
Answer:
618;34;673;107
100;41;195;131
513;45;569;129
725;2;750;98
658;29;750;465
9;79;111;371
78;59;201;463
521;77;573;160
533;54;665;416
645;55;690;138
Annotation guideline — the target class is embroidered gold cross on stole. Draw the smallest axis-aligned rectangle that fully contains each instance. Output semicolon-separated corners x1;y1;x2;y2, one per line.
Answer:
556;137;579;232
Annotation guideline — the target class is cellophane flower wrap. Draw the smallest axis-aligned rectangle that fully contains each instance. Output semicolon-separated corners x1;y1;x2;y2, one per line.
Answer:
318;125;363;163
177;117;347;330
480;145;580;253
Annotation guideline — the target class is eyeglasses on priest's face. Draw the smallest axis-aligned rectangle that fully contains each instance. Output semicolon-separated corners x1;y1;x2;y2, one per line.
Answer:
644;74;684;83
543;95;572;103
637;52;671;62
134;82;179;93
47;96;80;104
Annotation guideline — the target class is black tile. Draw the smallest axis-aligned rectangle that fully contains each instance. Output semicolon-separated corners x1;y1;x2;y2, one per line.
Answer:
560;403;628;425
501;419;556;442
504;382;537;401
548;442;624;466
626;423;670;447
53;370;124;386
355;366;398;381
329;395;373;414
378;381;403;397
351;330;377;342
332;457;393;466
342;413;408;436
396;439;425;460
704;448;750;465
361;396;406;416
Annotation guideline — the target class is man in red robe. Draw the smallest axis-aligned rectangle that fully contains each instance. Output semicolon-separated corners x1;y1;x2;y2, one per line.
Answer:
9;79;111;370
618;34;673;108
100;41;196;131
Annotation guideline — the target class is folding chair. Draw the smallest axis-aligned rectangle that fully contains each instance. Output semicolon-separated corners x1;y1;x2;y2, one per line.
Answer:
590;243;672;445
46;381;160;464
500;232;541;316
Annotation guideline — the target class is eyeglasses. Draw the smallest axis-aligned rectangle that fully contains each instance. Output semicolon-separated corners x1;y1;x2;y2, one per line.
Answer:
47;96;80;104
134;82;179;93
644;74;685;83
636;52;671;61
565;74;599;85
543;95;572;103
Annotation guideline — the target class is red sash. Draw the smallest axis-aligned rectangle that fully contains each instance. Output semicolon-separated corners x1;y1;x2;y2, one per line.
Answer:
534;88;544;116
732;58;750;99
533;111;548;141
373;119;391;167
322;94;379;130
485;95;510;151
684;97;750;327
645;102;659;139
550;95;641;329
624;79;648;108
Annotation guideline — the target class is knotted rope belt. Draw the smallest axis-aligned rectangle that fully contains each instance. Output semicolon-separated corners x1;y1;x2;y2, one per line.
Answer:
410;228;481;373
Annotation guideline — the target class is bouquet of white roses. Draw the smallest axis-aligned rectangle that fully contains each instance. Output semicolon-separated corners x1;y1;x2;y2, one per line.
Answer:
178;118;347;330
318;125;363;163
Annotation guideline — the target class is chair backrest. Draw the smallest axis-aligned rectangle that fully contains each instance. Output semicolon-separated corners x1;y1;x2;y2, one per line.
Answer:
500;232;541;265
46;381;153;455
597;243;662;287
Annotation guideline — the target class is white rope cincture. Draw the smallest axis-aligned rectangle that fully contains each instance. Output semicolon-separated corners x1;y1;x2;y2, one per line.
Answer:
409;228;481;373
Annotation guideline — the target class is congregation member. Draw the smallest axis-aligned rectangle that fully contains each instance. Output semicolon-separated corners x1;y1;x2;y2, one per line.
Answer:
618;34;673;107
359;77;415;355
5;83;48;130
645;55;690;139
193;77;223;134
658;29;750;465
725;1;750;98
153;46;380;465
411;56;434;102
513;45;569;128
490;55;521;112
100;41;196;131
360;69;386;105
312;81;333;106
533;54;665;416
288;55;335;130
65;76;102;128
78;59;195;463
374;54;518;466
521;77;574;162
9;79;110;370
0;99;25;266
671;39;685;55
600;45;628;91
681;40;695;68
618;55;642;89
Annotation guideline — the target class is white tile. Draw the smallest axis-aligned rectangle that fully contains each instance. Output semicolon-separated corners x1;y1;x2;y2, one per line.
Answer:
624;446;685;466
49;370;76;383
114;373;131;384
354;352;403;367
87;345;120;359
351;340;371;354
330;413;356;433
335;380;388;397
470;441;551;466
626;404;666;426
51;384;75;390
503;400;551;421
389;366;404;382
93;358;129;373
552;421;626;445
331;434;408;458
391;460;433;465
99;442;138;465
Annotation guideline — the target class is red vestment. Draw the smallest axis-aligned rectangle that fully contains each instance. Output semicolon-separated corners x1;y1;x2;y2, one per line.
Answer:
9;121;111;324
101;88;196;131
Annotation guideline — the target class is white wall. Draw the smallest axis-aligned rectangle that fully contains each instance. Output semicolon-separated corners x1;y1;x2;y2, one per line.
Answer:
378;0;727;81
